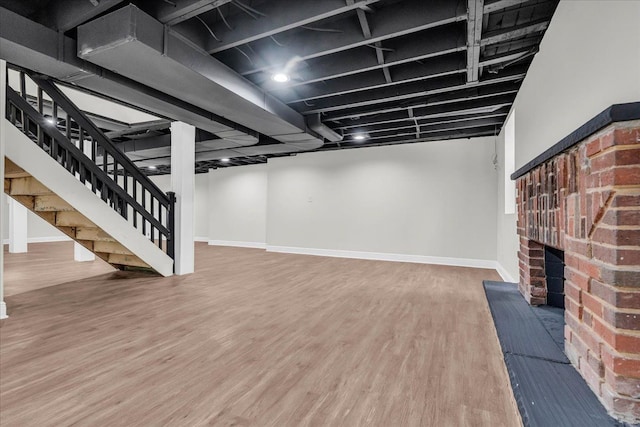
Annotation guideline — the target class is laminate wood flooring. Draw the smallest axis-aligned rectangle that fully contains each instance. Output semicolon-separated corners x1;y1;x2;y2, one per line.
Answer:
1;244;521;426
3;241;114;296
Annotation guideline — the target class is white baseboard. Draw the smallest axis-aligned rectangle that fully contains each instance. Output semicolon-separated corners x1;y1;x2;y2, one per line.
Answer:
209;240;267;249
495;262;517;283
3;236;71;245
0;301;7;320
29;236;72;243
266;245;500;270
194;236;209;243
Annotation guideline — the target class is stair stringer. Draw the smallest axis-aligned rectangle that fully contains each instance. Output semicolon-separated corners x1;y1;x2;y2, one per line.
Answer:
4;117;174;277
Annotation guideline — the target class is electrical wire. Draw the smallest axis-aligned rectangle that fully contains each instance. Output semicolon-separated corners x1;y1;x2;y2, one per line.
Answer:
234;46;254;65
300;25;342;33
195;16;220;41
217;7;233;30
270;35;286;47
232;0;266;19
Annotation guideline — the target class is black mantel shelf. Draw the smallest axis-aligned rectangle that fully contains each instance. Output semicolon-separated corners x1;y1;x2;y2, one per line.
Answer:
511;102;640;181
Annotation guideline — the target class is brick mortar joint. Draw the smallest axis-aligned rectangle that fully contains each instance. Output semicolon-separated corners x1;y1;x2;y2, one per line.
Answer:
590;145;640;159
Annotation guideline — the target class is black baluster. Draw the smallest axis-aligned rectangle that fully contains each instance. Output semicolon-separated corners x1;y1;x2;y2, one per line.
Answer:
132;180;138;228
167;192;176;260
19;72;26;99
37;87;43;114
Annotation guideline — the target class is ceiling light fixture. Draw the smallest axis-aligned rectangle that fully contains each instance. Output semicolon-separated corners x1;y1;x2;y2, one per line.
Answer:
47;118;55;124
272;72;290;83
221;158;230;162
148;165;157;170
353;133;367;141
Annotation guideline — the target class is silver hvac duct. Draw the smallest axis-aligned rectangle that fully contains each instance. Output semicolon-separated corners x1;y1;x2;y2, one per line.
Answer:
0;7;257;148
76;4;340;150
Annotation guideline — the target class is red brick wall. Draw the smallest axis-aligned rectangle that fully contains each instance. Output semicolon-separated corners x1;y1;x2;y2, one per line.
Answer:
515;120;640;422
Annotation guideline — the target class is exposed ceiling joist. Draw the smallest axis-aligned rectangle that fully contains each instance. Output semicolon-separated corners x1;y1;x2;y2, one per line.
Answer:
278;55;463;104
481;19;550;46
345;0;392;84
1;0;557;168
260;25;464;91
347;0;373;38
328;93;515;124
466;0;484;82
156;0;233;26
36;0;125;32
341;126;498;147
346;116;503;137
483;0;532;14
323;87;518;123
218;0;466;76
199;0;381;54
374;42;393;83
299;66;525;114
360;117;503;140
345;112;509;134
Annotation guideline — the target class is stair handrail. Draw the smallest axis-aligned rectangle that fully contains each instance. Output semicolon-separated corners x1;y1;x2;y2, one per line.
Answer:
5;66;175;259
29;74;170;207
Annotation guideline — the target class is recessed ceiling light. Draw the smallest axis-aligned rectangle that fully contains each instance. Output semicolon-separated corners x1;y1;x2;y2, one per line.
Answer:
272;73;290;83
148;165;157;170
221;158;230;162
353;133;367;141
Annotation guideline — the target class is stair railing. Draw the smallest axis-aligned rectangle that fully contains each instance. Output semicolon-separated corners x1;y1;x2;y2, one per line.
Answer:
4;66;175;261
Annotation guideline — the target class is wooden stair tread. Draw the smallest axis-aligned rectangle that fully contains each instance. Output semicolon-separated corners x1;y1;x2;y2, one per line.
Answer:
34;194;74;212
107;253;150;269
75;227;116;242
93;241;133;256
4;158;162;273
8;177;53;196
4;158;31;178
55;211;97;228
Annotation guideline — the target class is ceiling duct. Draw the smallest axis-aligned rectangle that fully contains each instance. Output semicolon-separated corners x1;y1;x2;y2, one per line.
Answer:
308;114;344;142
0;6;257;148
77;4;333;151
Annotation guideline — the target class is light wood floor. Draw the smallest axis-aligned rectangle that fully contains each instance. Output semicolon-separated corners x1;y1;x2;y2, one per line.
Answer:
1;243;521;426
3;241;114;296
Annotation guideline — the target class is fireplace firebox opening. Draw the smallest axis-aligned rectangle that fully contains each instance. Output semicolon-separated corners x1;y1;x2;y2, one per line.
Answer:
544;246;565;309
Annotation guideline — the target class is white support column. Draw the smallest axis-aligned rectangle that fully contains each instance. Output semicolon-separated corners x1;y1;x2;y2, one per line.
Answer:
74;243;95;262
8;198;28;253
170;121;195;275
1;59;8;318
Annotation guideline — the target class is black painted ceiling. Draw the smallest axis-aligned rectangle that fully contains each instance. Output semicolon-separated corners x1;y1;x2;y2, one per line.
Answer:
0;0;559;173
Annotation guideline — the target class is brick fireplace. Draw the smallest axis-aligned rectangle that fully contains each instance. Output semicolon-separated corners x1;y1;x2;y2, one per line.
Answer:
512;103;640;423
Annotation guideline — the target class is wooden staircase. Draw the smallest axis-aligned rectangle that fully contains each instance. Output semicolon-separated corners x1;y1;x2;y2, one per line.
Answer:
4;158;152;271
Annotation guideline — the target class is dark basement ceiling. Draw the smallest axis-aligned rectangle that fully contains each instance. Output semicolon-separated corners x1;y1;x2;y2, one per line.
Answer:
0;0;559;174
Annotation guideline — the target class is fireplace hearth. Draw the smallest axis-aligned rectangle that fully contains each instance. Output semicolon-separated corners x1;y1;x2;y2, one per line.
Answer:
511;103;640;423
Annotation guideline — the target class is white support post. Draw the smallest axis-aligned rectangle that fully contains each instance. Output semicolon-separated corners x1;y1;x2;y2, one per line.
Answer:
1;59;8;318
8;198;28;253
170;121;195;275
74;243;95;262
